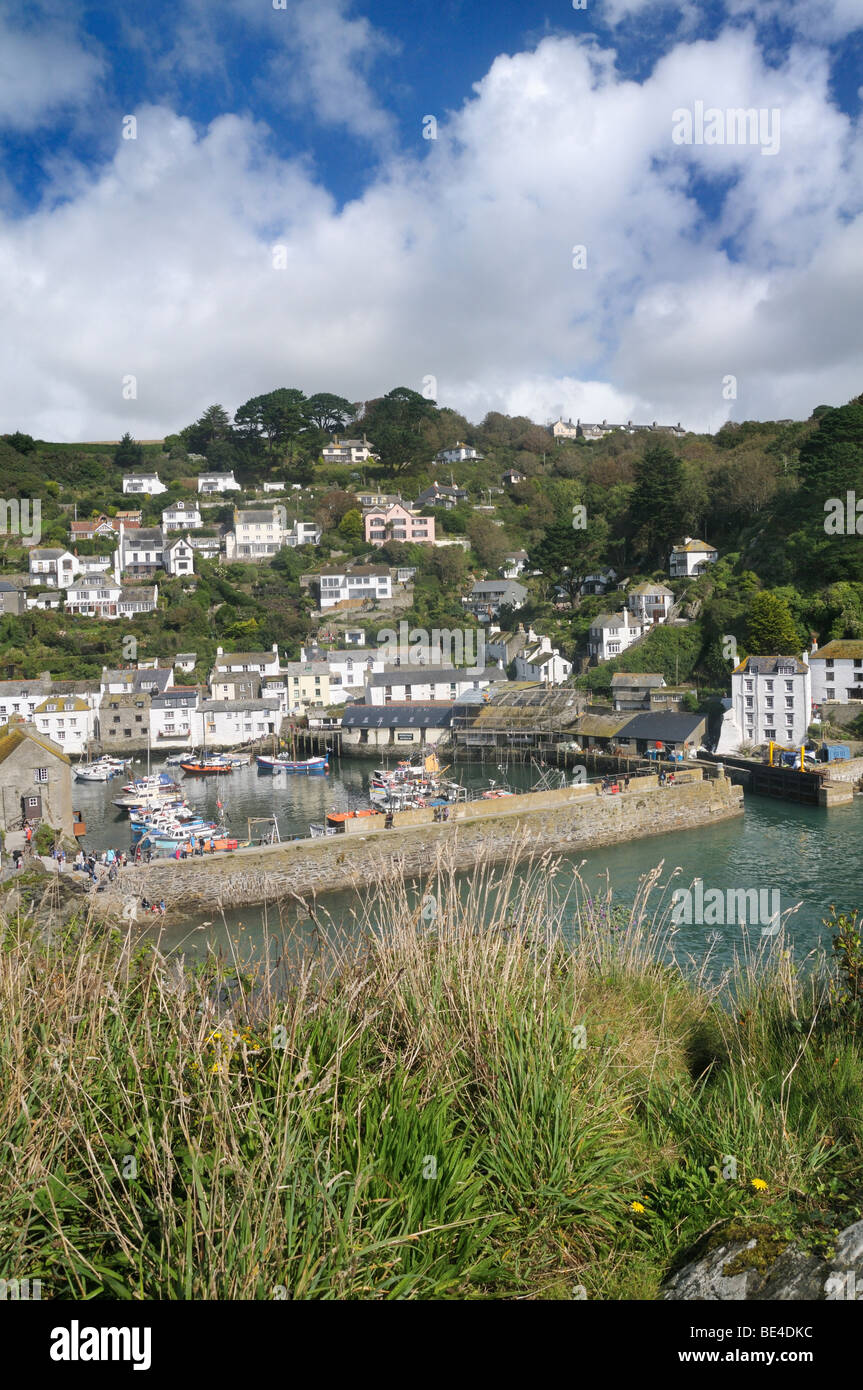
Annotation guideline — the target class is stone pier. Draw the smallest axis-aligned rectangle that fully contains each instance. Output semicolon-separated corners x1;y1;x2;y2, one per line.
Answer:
91;770;744;920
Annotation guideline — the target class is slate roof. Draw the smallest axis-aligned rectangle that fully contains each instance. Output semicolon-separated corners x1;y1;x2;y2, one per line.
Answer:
809;642;863;660
616;712;706;743
341;703;454;730
734;656;808;676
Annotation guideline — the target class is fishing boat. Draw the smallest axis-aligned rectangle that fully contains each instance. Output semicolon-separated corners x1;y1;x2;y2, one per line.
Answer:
256;754;329;774
75;762;114;782
325;807;381;831
180;756;234;775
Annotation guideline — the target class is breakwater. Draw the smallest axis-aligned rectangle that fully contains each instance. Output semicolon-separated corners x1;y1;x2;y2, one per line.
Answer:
93;769;743;919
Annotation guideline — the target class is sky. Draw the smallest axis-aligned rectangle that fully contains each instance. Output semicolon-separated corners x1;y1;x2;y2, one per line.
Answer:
1;0;862;441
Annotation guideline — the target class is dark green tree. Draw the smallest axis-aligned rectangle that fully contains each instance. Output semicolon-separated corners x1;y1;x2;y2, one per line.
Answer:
112;432;143;468
745;591;802;655
630;442;686;563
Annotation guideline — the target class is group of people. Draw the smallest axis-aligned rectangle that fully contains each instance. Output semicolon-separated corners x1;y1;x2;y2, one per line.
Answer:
432;805;451;822
140;897;166;915
74;847;127;885
658;769;676;786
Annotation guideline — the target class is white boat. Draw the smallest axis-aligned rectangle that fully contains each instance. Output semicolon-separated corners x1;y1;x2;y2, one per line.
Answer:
75;763;113;782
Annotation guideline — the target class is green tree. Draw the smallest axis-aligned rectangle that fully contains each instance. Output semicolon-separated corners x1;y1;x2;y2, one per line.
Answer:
745;591;802;655
338;508;363;541
630;442;685;564
361;387;437;476
112;432;143;469
303;393;354;433
530;517;610;608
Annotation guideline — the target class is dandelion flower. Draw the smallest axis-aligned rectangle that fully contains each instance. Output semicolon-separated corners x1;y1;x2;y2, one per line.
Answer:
630;1201;646;1213
751;1178;768;1191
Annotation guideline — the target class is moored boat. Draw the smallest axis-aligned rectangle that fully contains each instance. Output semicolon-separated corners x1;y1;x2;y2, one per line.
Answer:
180;757;234;775
256;754;329;774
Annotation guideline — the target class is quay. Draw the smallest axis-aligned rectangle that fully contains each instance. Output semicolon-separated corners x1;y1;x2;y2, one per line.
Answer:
91;766;744;919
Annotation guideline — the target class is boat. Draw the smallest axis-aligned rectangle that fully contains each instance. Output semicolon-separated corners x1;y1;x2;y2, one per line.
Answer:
325;807;382;831
256;754;329;774
75;763;113;782
180;757;234;775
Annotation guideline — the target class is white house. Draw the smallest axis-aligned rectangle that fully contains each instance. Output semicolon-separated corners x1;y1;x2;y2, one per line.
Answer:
165;536;195;577
26;592;62;611
718;654;812;751
77;554;114;577
29;548;79;589
227;507;286;560
514;635;573;685
669;537;718;578
122;472;167;495
64;578;123;619
588;610;647;662
197;472;240;493
32;695;92;755
626;582;674;625
318;565;393;611
435;442;483;464
193;698;281;747
162;500;202;532
262;481;288;493
285;520;321;548
321;435;376;465
364;667;504;706
807;640;863;707
149;687;199;748
212;643;281;683
500;550;529;579
550;418;580;440
580;568;618;597
0;679;52;728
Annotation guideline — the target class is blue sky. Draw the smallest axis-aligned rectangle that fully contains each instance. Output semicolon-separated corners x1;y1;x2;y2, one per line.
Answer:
1;0;862;438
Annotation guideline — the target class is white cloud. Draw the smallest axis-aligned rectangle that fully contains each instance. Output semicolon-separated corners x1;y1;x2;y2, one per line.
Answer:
1;27;862;440
0;5;102;130
605;0;863;41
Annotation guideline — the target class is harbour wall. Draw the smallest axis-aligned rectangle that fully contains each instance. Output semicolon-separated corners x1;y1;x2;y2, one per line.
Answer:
92;770;744;919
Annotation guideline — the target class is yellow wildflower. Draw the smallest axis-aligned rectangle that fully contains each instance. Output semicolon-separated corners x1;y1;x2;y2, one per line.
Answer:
751;1178;768;1191
630;1201;646;1213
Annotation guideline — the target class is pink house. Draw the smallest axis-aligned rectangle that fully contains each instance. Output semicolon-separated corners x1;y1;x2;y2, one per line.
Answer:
364;503;435;547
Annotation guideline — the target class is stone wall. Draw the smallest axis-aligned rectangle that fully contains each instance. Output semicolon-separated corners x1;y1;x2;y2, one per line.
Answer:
94;773;743;920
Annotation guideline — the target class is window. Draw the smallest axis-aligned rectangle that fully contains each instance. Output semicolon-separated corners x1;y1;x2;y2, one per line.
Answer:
765;728;776;740
34;767;48;783
826;658;834;668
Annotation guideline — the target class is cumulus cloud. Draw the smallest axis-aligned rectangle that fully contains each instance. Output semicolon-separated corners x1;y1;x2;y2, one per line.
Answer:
0;3;102;131
1;25;862;440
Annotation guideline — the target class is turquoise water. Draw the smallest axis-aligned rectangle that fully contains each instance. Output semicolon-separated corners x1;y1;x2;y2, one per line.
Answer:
96;758;863;972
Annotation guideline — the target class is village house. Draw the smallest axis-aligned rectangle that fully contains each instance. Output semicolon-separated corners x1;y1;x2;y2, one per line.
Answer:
550;418;580;441
212;644;281;681
118;524;164;577
669;537;718;578
318;565;393;611
210;671;261;702
284;520;321;548
122;471;167;495
70;513;125;542
588;610;647;662
0;580;25;615
717;654;813;752
32;694;92;756
364;666;505;706
463;579;527;620
25;591;62;611
500;550;529;579
99;666;174;699
355;490;405;508
576;419;621;441
282;662;332;714
321;435;376;465
808;640;863;706
194;698;280;747
149;687;200;747
165;537;195;577
609;673;692;713
435;442;483;464
340;702;454;750
117;586;158;618
415;482;469;510
261;480;288;493
197;471;240;493
502;469;525;485
99;690;153;751
613;711;707;757
0;679;52;729
227;507;286;560
626;582;674;625
0;719;74;837
363;502;435;547
28;548;79;589
580;568;618;597
513;635;573;685
173;653;197;674
64;578;124;619
77;555;114;578
185;532;223;560
162;500;202;532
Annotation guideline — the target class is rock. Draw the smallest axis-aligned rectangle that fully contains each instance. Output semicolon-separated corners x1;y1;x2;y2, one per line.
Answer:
662;1221;863;1300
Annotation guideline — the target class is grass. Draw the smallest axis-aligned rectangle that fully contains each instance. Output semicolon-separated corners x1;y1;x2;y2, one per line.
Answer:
0;847;861;1300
